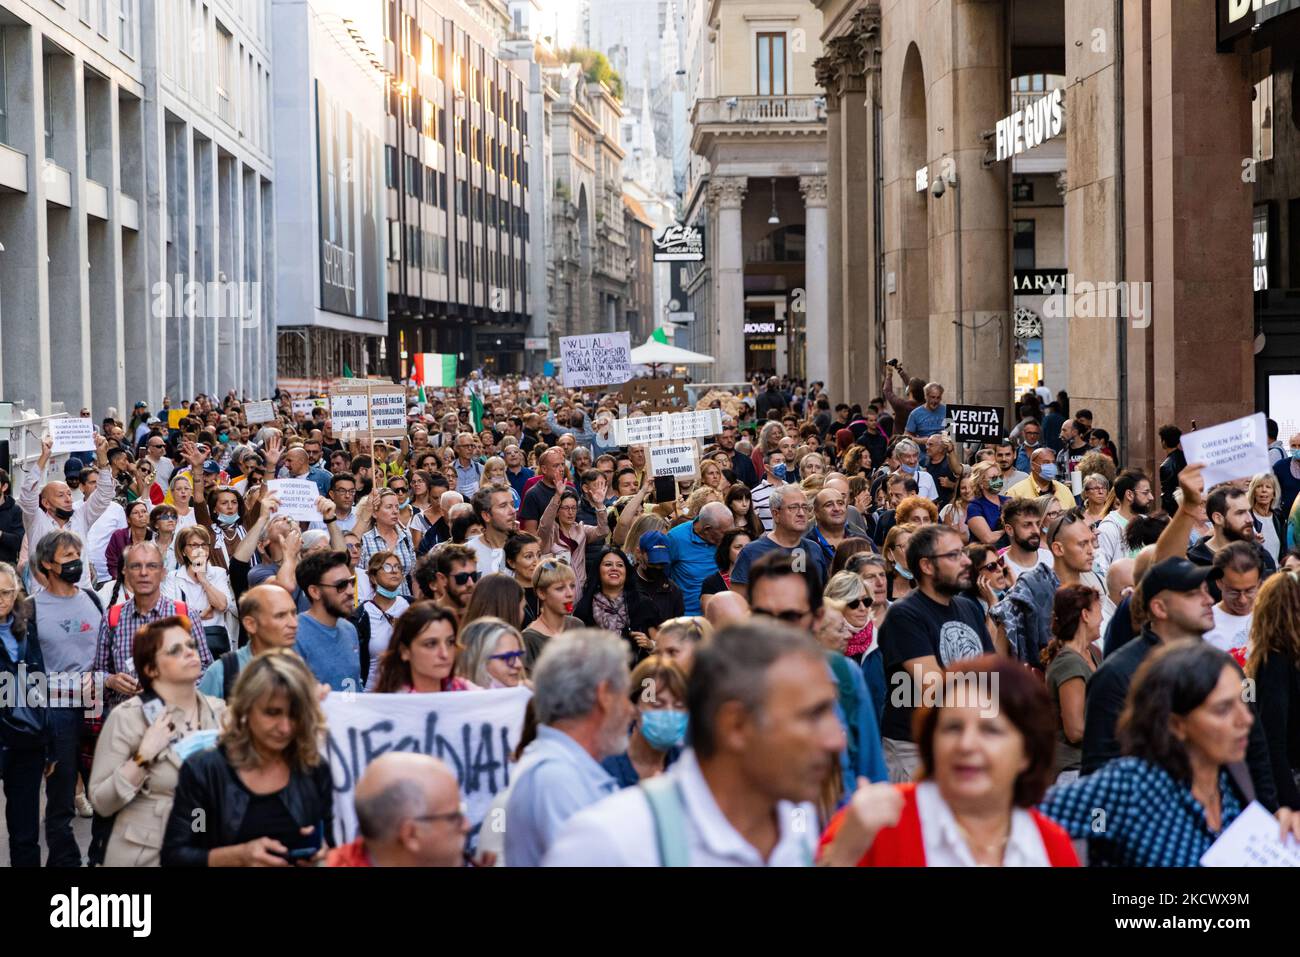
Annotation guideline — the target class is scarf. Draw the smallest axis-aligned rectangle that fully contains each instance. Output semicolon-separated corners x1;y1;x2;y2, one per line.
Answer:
592;591;629;633
845;621;875;659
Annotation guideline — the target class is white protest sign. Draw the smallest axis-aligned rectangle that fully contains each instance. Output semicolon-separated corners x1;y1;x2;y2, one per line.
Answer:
49;417;96;454
1180;413;1270;488
650;443;698;479
559;332;631;389
615;408;723;446
488;383;502;396
292;398;326;416
266;479;323;523
323;686;531;844
1201;801;1300;867
368;387;408;438
329;392;369;436
518;378;532;392
244;400;276;424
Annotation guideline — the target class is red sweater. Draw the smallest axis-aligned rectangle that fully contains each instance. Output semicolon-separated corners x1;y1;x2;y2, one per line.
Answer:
818;783;1079;867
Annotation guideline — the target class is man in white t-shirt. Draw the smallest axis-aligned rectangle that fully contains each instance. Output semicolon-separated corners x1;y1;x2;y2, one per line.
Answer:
999;498;1054;582
465;485;516;575
543;620;843;867
1201;542;1262;662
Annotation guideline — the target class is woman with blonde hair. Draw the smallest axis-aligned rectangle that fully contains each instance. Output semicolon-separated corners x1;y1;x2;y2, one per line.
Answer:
1247;471;1285;561
1080;472;1111;528
1076;450;1116;487
882;522;918;602
164;524;235;657
938;469;974;543
519;558;584;668
161;649;332;867
965;460;1008;547
799;452;827;481
1247;571;1300;808
682;485;722;522
482;455;521;507
698;458;728;497
654;617;713;675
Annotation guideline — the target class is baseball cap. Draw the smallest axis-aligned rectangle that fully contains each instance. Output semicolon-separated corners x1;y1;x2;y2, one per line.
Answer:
64;457;84;477
1140;558;1222;599
202;460;222;475
146;416;162;425
639;530;672;565
134;401;148;409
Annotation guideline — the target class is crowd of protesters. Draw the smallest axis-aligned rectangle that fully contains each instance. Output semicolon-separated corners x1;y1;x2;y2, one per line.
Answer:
1;363;1299;869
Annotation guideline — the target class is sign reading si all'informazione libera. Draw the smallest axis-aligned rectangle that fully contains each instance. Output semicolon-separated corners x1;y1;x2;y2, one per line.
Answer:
615;409;723;446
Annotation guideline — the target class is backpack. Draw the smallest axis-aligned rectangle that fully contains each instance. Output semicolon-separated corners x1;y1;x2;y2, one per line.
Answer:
219;648;242;699
105;600;188;679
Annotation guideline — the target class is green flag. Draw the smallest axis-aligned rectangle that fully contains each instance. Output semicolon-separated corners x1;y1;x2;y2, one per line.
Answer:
651;327;670;344
342;362;354;379
471;390;484;433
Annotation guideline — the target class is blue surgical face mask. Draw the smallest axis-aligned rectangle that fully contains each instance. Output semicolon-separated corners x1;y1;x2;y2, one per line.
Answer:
987;477;1005;493
640;709;688;750
900;463;918;475
216;512;240;526
376;584;402;599
894;561;914;582
218;432;229;443
771;463;788;480
1039;463;1059;481
1292;449;1300;461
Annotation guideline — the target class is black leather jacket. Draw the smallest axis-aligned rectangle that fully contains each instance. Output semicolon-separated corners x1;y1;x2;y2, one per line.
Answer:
161;744;334;866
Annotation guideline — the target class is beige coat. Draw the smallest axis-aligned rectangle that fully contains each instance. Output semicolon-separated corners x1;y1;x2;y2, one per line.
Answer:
89;692;226;867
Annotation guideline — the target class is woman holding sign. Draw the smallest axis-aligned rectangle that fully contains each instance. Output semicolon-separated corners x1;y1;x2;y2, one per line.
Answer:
360;489;415;598
1038;639;1300;866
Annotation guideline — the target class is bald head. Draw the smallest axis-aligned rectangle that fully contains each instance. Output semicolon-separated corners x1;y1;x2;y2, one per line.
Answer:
1106;557;1136;607
353;753;465;867
705;590;750;631
40;481;74;516
697;501;732;530
439;490;464;512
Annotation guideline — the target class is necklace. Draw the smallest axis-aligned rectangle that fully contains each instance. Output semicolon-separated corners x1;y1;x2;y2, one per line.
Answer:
954;818;1012;858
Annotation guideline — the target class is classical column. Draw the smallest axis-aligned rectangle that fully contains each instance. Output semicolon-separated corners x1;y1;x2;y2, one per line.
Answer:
709;176;748;383
800;175;830;391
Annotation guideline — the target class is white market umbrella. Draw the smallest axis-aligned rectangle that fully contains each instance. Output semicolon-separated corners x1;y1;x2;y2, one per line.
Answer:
628;337;716;367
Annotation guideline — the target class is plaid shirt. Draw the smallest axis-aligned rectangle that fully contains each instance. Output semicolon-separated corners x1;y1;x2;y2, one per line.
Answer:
360;525;416;597
92;595;213;709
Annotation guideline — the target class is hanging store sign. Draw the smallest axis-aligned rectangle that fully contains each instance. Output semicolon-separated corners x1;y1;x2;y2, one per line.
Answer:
1218;0;1300;45
1014;269;1068;294
744;320;785;336
995;88;1065;163
653;223;705;262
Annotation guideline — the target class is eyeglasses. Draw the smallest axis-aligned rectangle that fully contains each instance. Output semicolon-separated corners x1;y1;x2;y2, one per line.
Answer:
125;562;164;572
333;487;357;496
489;650;526;664
317;579;354;592
752;607;809;623
0;588;18;600
778;503;812;513
378;562;404;574
451;570;482;585
928;549;966;563
981;558;1007;574
413;802;468;826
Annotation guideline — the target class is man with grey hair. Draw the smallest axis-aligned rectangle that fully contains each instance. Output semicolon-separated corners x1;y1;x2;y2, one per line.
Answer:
730;485;829;601
891;438;939;501
666;501;733;616
504;629;633;867
904;381;947;442
329;753;472;868
543;620;844;866
19;430;114;592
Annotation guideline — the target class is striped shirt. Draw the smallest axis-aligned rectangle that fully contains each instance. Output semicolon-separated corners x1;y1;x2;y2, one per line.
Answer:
360;525;416;597
751;480;780;533
91;595;213;710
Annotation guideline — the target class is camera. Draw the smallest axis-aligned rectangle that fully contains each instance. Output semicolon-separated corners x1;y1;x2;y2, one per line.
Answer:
887;358;900;368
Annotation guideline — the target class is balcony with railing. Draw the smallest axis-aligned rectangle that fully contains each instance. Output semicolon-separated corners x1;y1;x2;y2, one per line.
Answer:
692;95;826;126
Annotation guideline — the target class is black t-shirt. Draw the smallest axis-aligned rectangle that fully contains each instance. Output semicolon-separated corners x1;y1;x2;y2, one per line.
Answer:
520;480;565;526
878;590;994;741
701;570;727;597
633;572;685;631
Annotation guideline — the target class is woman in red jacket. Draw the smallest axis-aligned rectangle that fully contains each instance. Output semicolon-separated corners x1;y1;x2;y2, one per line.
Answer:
819;655;1078;867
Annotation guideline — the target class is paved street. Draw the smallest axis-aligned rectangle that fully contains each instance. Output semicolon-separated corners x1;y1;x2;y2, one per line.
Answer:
0;780;95;867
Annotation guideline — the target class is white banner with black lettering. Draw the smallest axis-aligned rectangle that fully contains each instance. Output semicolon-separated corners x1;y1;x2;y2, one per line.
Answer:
323;686;531;844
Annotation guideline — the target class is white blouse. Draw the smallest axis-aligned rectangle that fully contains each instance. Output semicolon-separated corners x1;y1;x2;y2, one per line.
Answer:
914;780;1050;867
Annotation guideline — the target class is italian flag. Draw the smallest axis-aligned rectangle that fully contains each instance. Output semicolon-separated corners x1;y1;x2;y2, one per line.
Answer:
412;353;457;401
651;327;670;344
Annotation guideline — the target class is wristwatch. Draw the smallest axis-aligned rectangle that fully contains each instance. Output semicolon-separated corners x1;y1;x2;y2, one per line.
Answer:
323;517;337;524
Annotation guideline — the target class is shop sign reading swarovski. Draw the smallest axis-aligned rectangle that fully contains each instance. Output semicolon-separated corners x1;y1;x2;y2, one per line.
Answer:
653;223;705;262
1218;0;1300;44
995;88;1065;163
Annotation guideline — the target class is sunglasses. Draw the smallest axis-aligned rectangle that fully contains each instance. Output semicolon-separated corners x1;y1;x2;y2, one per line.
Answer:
843;597;872;610
981;558;1007;574
752;607;808;623
451;570;482;586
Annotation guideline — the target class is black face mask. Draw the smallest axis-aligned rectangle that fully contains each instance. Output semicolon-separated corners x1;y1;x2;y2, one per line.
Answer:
55;559;83;584
53;506;75;522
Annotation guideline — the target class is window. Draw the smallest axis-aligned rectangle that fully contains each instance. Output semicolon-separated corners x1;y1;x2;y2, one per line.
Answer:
98;0;109;37
80;0;92;24
1253;51;1273;164
216;23;233;124
420;33;434;75
120;0;134;56
756;33;786;96
385;145;398;188
1013;219;1035;271
43;54;54;158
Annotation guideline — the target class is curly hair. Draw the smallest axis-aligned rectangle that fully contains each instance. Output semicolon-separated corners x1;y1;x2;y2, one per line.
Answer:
1247;571;1300;679
894;495;938;525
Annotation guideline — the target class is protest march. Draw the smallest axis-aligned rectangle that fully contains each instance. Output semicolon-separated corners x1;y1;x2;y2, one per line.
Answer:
1;369;1299;891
